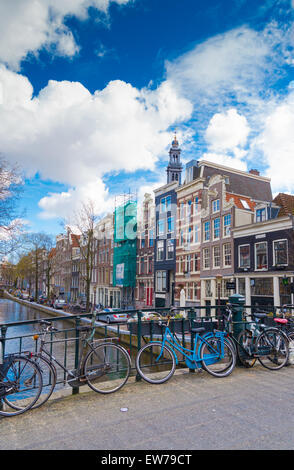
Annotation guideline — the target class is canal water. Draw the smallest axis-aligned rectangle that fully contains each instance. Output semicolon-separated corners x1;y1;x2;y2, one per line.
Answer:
0;298;87;391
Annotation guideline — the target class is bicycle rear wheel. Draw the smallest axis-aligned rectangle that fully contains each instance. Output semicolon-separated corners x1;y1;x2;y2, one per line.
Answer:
200;336;236;377
257;329;289;370
136;342;176;384
0;356;42;417
84;343;130;394
236;330;257;368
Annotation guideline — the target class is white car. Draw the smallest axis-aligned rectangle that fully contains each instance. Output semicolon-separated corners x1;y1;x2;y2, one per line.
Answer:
21;292;30;300
53;299;67;309
95;308;129;324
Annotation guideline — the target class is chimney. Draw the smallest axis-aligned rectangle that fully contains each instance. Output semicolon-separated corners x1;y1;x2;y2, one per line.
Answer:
249;169;260;176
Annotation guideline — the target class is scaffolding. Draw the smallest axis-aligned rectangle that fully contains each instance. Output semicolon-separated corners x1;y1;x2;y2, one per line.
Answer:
113;193;137;305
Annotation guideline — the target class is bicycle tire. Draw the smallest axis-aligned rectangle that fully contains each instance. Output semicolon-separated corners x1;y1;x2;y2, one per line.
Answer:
200;336;236;377
83;343;131;394
257;328;289;370
4;354;57;411
136;342;176;384
236;330;257;368
286;331;294;366
0;356;43;417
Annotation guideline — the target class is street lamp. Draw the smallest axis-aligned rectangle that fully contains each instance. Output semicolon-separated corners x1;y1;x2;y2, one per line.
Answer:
216;274;222;318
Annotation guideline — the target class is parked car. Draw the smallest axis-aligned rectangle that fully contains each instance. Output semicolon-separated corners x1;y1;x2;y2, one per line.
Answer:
53;298;67;309
95;308;129;324
127;311;159;322
20;292;30;300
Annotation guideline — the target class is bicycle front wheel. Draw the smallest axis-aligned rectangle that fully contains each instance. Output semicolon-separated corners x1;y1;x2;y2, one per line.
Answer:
257;329;289;370
84;343;130;394
0;356;43;417
200;336;236;377
136;342;176;384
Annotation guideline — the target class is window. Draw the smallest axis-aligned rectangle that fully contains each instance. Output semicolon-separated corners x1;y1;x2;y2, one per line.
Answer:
255;242;268;270
223;243;232;267
195;196;199;214
160;195;171;213
180;229;184;245
203;248;210;269
140;257;145;274
194;224;200;243
213;218;220;239
213;246;221;268
166;239;174;260
256;208;266;222
141;232;145;248
157;219;164;236
157;240;164;261
187;200;192;220
149;229;154;247
204;221;210;241
194;253;199;271
167;216;174;233
186;254;191;273
156;271;167;292
238;278;246;296
205;280;212;297
240;199;250;210
239;245;250;268
180;202;185;219
148;256;153;274
212;199;220;213
187;226;192;245
273;240;288;266
223;214;231;237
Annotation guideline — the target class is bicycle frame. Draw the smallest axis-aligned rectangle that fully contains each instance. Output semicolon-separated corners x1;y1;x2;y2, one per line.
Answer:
154;325;227;369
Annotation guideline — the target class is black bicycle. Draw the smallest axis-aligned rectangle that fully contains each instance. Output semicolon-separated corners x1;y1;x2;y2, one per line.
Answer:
6;311;131;411
223;304;289;370
0;353;43;417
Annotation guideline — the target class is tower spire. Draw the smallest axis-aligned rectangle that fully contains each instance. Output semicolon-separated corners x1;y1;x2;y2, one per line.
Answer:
166;132;182;184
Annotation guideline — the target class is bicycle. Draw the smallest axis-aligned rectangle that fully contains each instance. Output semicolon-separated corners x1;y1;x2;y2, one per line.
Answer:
223;304;289;370
0;352;43;417
135;310;236;384
6;310;131;411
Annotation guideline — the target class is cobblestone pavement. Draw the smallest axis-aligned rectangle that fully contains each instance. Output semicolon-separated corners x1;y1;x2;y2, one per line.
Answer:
1;364;294;450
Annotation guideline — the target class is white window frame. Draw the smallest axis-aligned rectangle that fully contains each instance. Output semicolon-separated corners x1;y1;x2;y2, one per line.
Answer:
255;241;268;271
213;217;220;240
212;199;220;213
273;239;288;267
213;245;221;268
238;244;250;269
203;248;210;269
223;213;231;237
223;243;232;267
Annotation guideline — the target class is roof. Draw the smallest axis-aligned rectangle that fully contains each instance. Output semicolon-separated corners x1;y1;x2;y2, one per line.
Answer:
226;193;256;211
273;193;294;217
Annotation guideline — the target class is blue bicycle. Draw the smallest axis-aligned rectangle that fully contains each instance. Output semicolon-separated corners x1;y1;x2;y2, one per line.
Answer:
135;312;236;384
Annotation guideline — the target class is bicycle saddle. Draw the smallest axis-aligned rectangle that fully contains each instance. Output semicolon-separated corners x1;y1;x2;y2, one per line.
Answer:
252;313;268;319
274;318;288;324
190;327;206;334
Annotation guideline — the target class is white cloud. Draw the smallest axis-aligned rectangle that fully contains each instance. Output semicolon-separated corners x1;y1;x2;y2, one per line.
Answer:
0;65;192;218
0;0;132;70
254;90;294;192
205;108;250;151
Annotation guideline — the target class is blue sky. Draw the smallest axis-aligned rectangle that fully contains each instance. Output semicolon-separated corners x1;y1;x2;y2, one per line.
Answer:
1;0;294;236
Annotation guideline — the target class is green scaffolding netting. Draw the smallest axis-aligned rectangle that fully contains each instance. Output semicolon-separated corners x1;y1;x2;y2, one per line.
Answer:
113;201;137;287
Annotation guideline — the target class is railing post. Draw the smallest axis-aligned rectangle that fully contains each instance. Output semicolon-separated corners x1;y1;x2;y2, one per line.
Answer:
0;325;7;363
135;311;142;382
0;325;7;411
188;308;196;373
72;316;81;395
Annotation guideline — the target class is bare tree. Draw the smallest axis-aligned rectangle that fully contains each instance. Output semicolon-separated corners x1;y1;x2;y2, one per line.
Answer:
66;200;99;311
0;157;24;255
21;232;53;300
